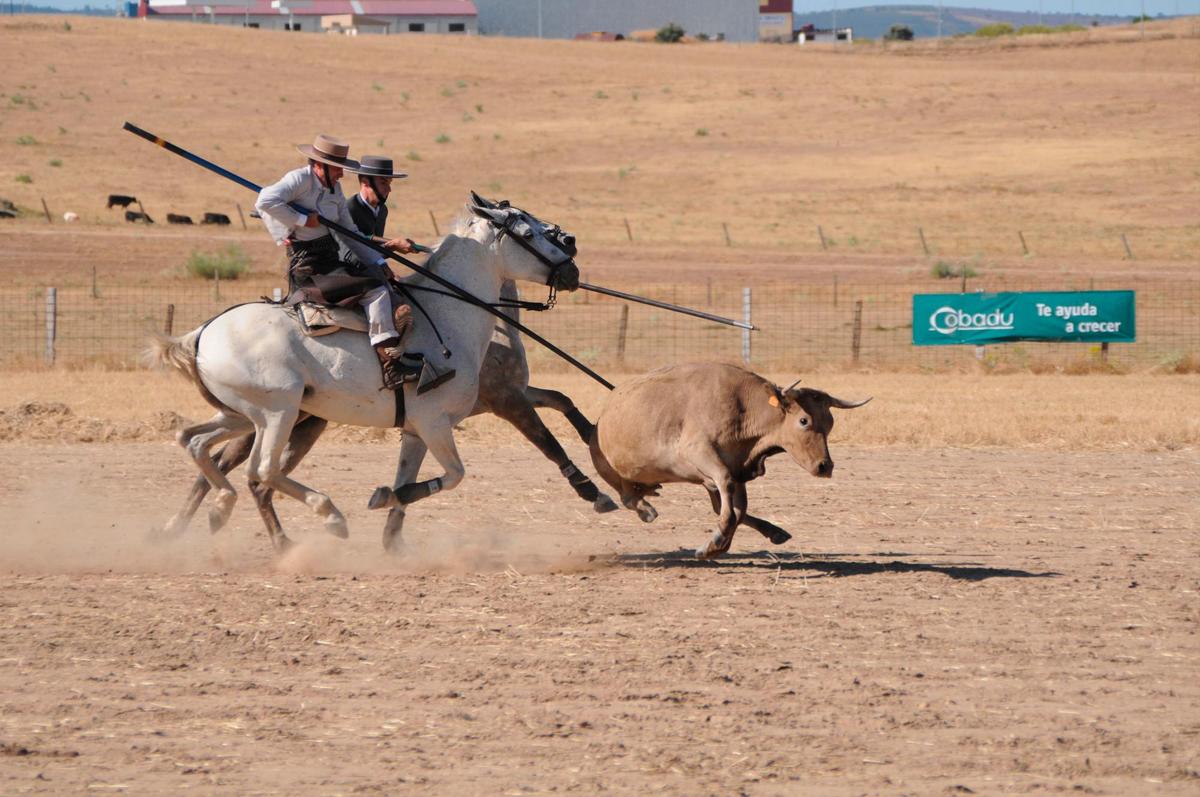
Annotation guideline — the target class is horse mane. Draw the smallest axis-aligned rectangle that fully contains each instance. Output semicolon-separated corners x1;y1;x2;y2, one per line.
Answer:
424;208;496;270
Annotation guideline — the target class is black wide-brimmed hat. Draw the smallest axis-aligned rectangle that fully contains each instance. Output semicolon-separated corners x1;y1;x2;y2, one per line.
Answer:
296;134;361;170
354;155;407;179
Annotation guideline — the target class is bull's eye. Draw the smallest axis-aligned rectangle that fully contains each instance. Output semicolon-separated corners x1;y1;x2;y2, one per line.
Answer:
799;417;810;428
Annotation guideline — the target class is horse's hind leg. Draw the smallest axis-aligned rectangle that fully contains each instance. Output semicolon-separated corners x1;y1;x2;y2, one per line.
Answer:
160;434;252;539
494;392;616;514
177;412;252;532
248;416;328;552
246;406;348;540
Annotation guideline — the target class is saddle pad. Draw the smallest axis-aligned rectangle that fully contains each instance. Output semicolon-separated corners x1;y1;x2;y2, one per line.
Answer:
297;302;370;337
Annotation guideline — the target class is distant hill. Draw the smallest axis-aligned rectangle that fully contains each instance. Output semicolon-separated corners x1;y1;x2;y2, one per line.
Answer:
7;4;117;15
796;5;1146;39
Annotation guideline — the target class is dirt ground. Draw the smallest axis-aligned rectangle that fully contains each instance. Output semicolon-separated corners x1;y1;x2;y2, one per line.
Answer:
1;435;1197;795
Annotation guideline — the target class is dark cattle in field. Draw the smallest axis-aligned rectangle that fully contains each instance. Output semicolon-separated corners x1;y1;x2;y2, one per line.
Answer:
589;362;870;559
202;212;231;225
167;213;194;225
125;210;154;224
107;194;137;209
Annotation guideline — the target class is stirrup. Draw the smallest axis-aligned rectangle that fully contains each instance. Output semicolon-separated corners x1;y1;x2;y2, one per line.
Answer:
416;356;456;395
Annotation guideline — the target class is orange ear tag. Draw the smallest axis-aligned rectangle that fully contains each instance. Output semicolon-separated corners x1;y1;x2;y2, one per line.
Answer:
768;395;780;408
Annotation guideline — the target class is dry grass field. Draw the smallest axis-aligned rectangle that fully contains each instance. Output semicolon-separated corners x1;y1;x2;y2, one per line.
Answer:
0;15;1197;271
1;15;1198;796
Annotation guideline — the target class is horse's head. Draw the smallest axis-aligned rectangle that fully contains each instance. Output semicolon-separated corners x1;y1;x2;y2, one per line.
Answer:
468;191;580;292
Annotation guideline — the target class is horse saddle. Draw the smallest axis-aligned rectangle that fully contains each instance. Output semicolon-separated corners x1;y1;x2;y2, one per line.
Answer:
284;300;454;400
292;302;368;337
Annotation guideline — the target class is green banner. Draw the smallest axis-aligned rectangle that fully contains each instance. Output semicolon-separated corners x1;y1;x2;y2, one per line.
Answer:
912;290;1136;346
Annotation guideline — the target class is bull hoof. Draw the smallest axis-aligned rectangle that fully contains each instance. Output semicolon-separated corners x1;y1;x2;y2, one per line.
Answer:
324;513;349;539
271;534;296;554
695;530;728;560
594;494;619;514
367;486;394;511
768;529;792;545
636;502;658;523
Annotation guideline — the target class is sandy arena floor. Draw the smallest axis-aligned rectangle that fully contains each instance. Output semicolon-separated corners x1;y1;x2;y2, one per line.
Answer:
1;439;1196;794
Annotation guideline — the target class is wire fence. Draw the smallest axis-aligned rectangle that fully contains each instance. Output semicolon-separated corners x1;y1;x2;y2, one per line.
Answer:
1;276;1197;372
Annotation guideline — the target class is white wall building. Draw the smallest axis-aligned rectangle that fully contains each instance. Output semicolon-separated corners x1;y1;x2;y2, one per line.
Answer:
142;0;477;34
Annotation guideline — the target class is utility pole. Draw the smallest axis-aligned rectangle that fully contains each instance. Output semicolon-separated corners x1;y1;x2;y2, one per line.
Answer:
537;0;542;38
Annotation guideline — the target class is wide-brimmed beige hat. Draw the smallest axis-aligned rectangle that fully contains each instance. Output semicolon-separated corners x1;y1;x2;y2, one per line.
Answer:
296;134;360;170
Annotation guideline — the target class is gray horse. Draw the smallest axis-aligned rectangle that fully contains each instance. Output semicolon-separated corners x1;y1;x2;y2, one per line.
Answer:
162;280;617;551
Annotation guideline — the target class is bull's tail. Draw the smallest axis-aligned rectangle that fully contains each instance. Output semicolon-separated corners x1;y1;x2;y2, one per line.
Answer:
144;328;202;384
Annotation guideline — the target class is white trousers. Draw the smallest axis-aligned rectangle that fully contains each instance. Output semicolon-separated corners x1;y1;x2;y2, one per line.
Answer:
361;286;399;346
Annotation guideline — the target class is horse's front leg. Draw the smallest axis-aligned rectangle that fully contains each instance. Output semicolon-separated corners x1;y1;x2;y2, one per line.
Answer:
367;433;429;553
369;426;462;509
493;391;617;514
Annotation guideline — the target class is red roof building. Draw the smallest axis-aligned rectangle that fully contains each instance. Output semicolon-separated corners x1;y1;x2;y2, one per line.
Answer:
143;0;477;34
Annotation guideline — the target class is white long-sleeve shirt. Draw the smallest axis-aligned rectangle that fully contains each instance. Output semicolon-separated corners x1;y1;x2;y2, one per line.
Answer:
255;165;385;267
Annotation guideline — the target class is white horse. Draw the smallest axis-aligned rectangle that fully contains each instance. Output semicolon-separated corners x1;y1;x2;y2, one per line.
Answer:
149;195;580;549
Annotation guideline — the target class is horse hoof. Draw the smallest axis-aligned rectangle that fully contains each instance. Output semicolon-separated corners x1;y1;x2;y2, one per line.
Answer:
636;503;658;523
272;535;296;554
367;487;394;511
208;507;231;533
325;515;349;539
382;534;406;556
594;494;619;514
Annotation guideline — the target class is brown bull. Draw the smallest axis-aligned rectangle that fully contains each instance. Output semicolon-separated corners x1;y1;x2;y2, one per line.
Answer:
588;362;870;559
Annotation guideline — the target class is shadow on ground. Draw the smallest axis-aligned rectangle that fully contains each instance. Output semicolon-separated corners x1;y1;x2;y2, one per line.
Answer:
605;549;1060;581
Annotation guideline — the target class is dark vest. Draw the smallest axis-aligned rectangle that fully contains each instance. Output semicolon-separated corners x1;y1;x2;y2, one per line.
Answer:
350;193;388;237
340;193;389;263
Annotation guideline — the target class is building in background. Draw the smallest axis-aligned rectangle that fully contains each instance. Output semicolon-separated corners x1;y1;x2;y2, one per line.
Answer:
139;0;477;34
758;0;792;42
472;0;758;43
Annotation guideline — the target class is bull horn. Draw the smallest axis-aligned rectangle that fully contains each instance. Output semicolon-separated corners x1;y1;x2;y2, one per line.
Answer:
827;395;872;409
784;378;802;392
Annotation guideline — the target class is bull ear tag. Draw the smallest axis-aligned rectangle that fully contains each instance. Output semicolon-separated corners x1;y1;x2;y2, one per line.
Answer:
768;395;780;408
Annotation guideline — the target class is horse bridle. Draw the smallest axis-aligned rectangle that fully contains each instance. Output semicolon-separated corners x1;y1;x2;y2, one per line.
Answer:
483;203;578;311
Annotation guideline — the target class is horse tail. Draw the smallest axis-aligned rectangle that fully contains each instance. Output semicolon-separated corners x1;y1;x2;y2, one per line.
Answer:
144;329;202;383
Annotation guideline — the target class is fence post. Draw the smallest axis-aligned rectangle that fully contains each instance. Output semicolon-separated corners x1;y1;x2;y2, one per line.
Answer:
1121;233;1134;260
164;303;175;335
742;287;752;364
1101;341;1109;363
616;304;629;362
817;225;828;251
623;217;633;242
851;299;863;364
1018;230;1029;255
91;266;99;299
918;227;930;256
41;197;53;223
235;202;248;230
428;210;440;237
213;270;220;301
44;287;57;365
722;222;732;247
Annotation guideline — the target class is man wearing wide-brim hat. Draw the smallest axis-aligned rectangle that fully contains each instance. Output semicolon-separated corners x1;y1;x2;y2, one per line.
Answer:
256;135;430;390
340;154;415;263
